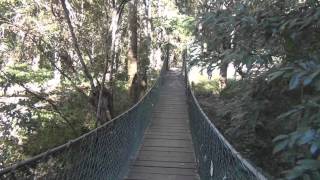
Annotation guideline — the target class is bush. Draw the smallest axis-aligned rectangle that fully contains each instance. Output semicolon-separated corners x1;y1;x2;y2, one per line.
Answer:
192;79;220;96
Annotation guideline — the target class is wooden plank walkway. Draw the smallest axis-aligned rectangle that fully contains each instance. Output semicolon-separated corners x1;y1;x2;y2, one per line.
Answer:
125;70;199;180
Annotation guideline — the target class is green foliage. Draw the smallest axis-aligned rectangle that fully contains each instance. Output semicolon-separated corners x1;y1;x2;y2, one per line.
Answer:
189;0;320;178
113;80;130;116
219;79;242;98
192;79;220;96
169;16;195;38
5;64;53;84
0;0;119;167
0;0;171;168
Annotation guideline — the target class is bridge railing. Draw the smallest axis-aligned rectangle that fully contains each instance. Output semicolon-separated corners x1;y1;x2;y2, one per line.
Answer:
0;63;166;180
183;57;268;180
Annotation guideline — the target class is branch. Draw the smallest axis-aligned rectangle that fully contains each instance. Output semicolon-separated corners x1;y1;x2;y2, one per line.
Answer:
95;0;130;126
0;71;78;135
84;49;101;87
33;38;89;98
60;0;95;89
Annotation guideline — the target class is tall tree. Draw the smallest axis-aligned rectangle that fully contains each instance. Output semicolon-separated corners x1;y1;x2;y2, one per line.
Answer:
127;0;139;87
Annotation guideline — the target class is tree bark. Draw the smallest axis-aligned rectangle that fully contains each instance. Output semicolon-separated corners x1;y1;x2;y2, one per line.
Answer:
145;0;153;66
219;62;228;89
127;0;139;86
95;7;118;126
219;37;231;90
60;0;95;89
165;43;170;70
128;0;147;103
95;0;128;126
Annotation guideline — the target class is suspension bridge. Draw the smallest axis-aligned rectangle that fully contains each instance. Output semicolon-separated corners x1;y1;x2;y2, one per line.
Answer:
0;63;267;180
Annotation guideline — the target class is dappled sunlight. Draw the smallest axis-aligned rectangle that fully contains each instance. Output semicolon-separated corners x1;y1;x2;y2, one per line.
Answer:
1;0;319;179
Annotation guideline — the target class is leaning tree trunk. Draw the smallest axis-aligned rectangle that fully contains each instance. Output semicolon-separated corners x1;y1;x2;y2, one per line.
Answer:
60;0;95;89
127;0;138;87
95;0;128;126
127;0;147;103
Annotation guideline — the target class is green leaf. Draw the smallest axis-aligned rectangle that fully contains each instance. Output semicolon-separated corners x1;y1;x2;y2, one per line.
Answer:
277;107;303;119
289;73;303;90
311;171;320;180
303;69;320;86
273;134;289;142
286;166;305;179
273;139;288;154
268;71;285;82
297;159;320;170
297;129;316;145
303;174;311;180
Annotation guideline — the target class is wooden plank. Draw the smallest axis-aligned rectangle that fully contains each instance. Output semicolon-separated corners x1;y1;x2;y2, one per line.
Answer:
150;121;188;125
156;103;186;105
149;124;189;127
147;127;189;131
133;160;197;169
126;172;198;180
149;126;189;130
152;114;189;118
150;122;189;125
129;166;197;176
126;71;199;180
145;131;190;135
135;151;195;163
143;138;193;145
151;116;189;120
146;128;190;132
154;103;187;106
142;139;193;148
153;110;188;114
132;160;196;169
149;123;189;127
138;150;194;157
155;107;186;109
146;130;190;135
136;154;195;163
153;111;187;113
145;135;191;141
145;131;191;136
149;124;189;129
141;146;194;153
145;131;190;136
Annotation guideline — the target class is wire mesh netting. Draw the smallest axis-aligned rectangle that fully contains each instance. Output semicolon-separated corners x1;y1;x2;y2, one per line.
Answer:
0;54;268;180
0;68;165;180
184;59;267;180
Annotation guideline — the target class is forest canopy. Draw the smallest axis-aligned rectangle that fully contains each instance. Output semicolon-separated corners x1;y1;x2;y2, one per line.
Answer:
1;0;320;179
185;0;320;179
0;0;191;169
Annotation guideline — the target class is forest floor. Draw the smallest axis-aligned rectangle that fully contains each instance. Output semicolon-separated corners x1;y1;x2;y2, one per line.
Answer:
194;78;298;178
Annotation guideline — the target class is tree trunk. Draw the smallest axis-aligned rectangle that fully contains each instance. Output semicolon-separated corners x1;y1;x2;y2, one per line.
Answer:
128;0;147;103
219;62;228;90
145;0;153;66
219;37;231;90
165;43;170;70
128;0;138;86
90;86;112;126
60;0;95;89
96;1;128;126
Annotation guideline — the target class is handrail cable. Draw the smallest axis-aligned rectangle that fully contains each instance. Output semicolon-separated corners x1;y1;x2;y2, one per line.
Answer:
183;51;268;180
0;60;167;180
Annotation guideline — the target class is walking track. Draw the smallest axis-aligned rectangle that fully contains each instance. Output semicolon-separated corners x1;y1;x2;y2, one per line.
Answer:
125;70;199;180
